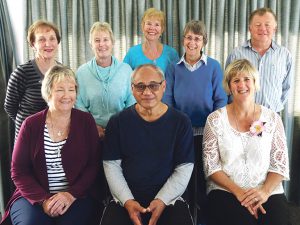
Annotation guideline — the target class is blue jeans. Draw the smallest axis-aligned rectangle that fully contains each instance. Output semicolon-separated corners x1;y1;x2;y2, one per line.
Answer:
10;197;94;225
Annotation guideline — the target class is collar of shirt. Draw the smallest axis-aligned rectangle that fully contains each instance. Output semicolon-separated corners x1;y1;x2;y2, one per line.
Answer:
177;52;207;72
244;39;279;52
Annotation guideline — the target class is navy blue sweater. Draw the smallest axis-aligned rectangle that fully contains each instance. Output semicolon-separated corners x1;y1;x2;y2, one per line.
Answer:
103;106;194;204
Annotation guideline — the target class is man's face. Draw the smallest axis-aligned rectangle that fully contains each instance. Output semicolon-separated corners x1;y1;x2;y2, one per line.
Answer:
249;12;277;44
131;66;166;110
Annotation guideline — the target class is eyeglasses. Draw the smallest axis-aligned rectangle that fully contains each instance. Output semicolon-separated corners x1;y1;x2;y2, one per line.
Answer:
132;80;164;92
184;35;203;43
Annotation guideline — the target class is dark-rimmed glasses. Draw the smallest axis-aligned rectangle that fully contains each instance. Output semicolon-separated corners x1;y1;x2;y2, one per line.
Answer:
132;80;164;92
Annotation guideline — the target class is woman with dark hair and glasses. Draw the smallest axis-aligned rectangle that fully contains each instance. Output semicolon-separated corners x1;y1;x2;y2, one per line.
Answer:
163;20;228;224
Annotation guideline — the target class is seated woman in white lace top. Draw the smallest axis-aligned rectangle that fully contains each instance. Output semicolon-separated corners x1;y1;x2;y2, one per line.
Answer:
203;59;289;225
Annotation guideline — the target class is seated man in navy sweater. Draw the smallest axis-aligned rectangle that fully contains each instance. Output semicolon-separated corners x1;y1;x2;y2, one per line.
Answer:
100;64;194;225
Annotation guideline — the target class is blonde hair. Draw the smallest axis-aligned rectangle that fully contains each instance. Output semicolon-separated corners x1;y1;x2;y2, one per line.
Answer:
27;20;61;47
89;22;115;44
223;59;260;94
41;65;77;103
141;8;165;33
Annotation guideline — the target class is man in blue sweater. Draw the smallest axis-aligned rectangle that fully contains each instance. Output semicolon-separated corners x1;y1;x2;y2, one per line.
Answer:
101;64;194;225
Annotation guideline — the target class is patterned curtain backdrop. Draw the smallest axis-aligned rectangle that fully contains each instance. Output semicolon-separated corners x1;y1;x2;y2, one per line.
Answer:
16;0;300;205
0;0;16;217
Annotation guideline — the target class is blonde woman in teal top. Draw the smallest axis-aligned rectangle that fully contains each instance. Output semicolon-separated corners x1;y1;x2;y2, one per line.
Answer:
124;8;179;72
76;22;135;139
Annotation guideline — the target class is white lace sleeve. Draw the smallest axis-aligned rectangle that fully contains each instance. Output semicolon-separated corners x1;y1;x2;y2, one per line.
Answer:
269;113;290;180
203;110;223;178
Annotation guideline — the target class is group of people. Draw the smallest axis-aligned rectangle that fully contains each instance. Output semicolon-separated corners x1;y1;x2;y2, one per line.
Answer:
1;6;292;225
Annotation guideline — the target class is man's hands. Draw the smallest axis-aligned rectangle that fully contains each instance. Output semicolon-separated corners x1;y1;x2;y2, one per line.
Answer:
42;192;76;217
124;199;166;225
146;199;166;225
124;200;147;225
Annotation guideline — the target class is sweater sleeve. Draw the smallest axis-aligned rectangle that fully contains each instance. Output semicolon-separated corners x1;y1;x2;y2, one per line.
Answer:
75;69;89;113
11;118;51;204
124;67;136;108
212;61;228;110
202;112;223;178
4;67;26;121
162;63;176;107
67;113;101;198
155;163;193;205
268;113;290;180
103;160;134;205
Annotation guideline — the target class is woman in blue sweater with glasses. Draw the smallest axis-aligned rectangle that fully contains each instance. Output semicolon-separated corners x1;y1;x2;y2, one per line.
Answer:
163;20;228;225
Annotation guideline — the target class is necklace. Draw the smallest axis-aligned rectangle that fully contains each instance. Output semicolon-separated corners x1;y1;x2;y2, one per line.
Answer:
49;121;65;137
56;146;62;158
47;112;70;138
232;104;256;162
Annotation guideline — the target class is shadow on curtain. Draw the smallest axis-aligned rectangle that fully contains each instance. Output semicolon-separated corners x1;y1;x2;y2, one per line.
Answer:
0;0;16;217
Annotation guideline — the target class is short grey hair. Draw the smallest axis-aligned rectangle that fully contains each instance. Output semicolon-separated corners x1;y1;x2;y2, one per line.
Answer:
131;64;165;83
41;65;77;103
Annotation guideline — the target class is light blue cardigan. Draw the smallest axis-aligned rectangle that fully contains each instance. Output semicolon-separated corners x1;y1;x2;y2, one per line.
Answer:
75;56;135;127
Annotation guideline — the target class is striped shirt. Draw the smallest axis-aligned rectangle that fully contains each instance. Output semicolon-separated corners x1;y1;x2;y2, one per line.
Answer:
225;40;293;112
44;125;69;193
4;60;47;141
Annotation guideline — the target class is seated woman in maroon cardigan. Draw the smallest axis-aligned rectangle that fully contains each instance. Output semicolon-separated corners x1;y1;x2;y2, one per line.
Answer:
0;65;101;225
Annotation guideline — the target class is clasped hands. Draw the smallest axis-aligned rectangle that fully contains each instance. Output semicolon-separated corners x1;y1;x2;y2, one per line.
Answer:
97;125;105;139
42;192;76;217
237;187;269;219
124;199;166;225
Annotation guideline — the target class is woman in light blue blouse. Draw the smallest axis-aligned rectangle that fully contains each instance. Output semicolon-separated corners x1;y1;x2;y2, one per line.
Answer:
76;22;135;139
124;8;179;73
